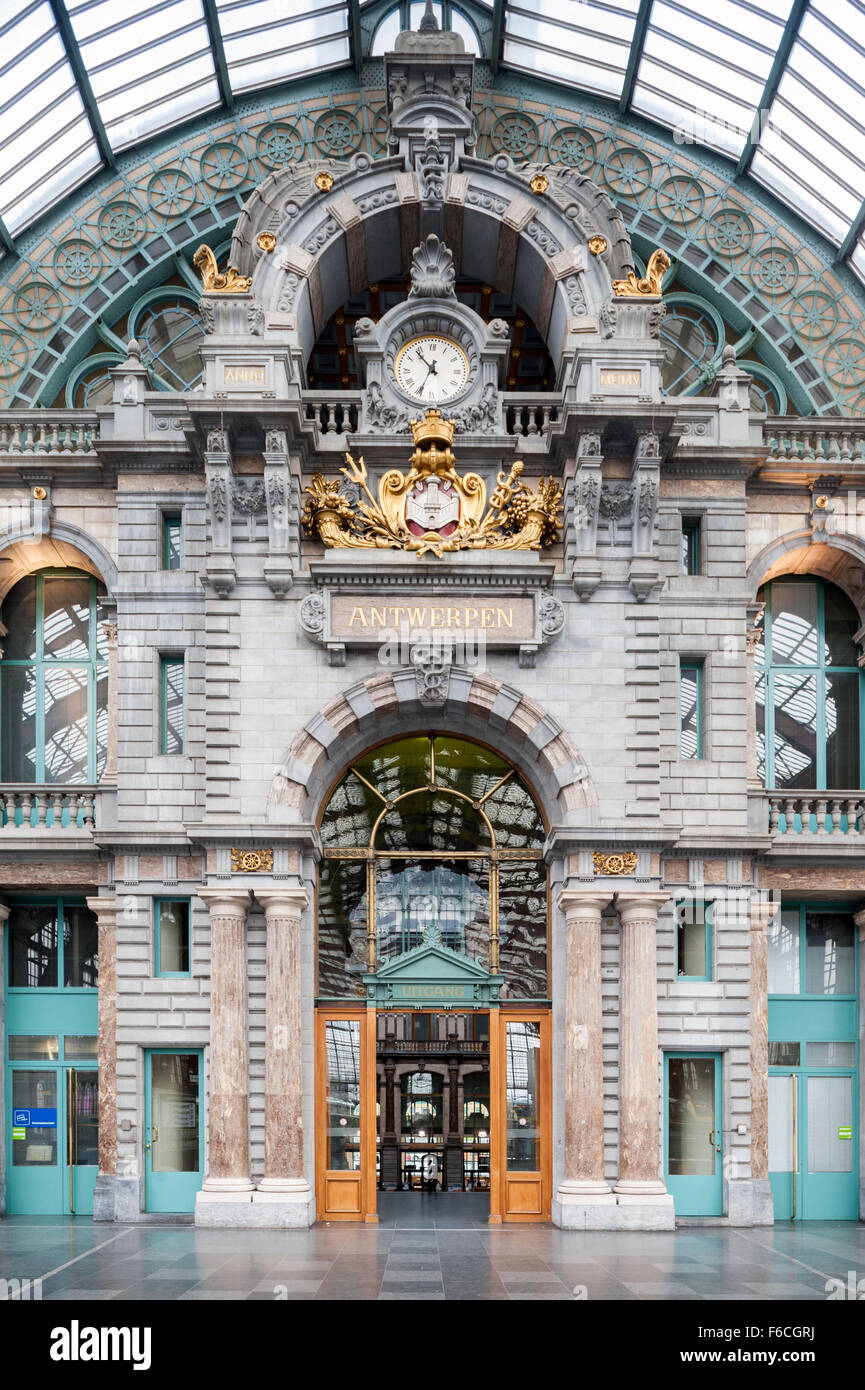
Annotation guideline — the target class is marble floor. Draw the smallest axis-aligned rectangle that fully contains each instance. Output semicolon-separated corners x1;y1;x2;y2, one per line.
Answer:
1;1202;862;1301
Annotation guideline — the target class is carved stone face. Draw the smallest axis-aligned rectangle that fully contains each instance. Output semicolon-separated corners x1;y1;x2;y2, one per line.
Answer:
405;477;460;537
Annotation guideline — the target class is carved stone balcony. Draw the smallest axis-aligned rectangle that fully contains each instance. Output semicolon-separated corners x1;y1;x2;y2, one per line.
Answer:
764;419;865;464
0;785;98;831
766;790;865;836
0;412;100;456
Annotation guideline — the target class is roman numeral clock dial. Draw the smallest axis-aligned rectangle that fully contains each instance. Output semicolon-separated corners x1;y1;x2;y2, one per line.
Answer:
394;335;469;404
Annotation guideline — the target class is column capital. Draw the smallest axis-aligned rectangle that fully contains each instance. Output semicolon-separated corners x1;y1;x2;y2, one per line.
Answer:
197;887;252;918
256;887;309;918
86;895;117;926
557;888;613;922
614;890;670;927
750;896;781;930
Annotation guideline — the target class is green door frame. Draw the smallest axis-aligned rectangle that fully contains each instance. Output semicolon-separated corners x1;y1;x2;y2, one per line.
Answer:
664;1050;723;1217
144;1048;203;1213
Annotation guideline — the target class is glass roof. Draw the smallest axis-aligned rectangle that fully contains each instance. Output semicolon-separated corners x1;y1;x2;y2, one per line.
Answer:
1;0;865;283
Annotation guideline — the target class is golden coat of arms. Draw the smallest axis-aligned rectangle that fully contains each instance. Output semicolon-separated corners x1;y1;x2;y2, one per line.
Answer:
302;410;563;559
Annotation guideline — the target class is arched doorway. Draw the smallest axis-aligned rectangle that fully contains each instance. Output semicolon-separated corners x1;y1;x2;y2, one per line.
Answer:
314;733;551;1223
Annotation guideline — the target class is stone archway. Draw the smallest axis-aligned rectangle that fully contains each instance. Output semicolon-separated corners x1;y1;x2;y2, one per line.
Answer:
0;519;118;604
267;666;597;828
747;531;865;623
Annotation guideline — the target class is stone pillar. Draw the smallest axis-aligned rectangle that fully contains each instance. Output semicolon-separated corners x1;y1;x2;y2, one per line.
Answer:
101;621;119;785
613;891;675;1227
196;889;253;1218
553;890;616;1227
252;888;314;1226
86;896;119;1220
743;894;778;1226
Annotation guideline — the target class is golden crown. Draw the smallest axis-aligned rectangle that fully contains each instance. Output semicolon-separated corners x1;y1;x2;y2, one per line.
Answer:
411;409;455;447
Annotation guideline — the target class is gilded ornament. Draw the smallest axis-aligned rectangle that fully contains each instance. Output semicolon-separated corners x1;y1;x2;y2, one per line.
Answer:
588;235;607;257
315;171;335;192
256;232;277;253
592;851;637;875
529;173;549;194
302;409;563;560
32;486;47;500
193;244;253;293
230;847;274;873
814;494;829;510
612;248;671;298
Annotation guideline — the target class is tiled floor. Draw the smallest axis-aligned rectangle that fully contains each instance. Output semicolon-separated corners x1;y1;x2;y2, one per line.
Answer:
1;1200;863;1301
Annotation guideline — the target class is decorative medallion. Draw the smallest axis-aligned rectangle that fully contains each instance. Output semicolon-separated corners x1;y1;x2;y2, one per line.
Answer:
529;173;549;194
315;170;335;192
588;235;607;257
193;245;253;293
592;851;638;875
612;248;671;298
302;410;563;559
256;232;277;253
230;848;274;873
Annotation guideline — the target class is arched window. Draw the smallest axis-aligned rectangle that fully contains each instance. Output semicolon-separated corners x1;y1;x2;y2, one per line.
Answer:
132;296;203;391
756;578;862;790
0;571;108;785
317;734;547;999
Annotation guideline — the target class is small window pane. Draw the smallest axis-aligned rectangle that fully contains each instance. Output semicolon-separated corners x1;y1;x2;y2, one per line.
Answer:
43;667;90;783
681;519;700;574
506;1021;540;1172
64;1035;98;1061
804;913;855;995
161;658;184;754
771;671;817;788
41;577;91;659
12;1070;57;1167
326;1019;361;1170
157;901;190;974
1;576;37;659
163;516;182;570
2;665;38;782
767;910;800;994
677;900;709;977
499;860;548;997
8;1035;59;1061
768;1073;795;1171
768;1041;800;1066
317;858;367;998
64;905;98;987
680;664;701;758
824;672;859;788
769;582;819;665
806;1042;855;1067
9;907;58;988
823;585;860;667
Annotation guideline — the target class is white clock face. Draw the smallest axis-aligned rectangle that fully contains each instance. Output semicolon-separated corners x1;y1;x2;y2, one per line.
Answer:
394;335;469;403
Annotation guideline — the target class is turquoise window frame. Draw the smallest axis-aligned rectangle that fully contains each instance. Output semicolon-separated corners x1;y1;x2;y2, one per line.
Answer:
154;899;191;979
675;898;712;981
0;570;107;784
160;655;185;755
5;896;98;996
162;514;182;571
768;902;858;1003
681;517;701;575
679;660;704;759
759;578;864;792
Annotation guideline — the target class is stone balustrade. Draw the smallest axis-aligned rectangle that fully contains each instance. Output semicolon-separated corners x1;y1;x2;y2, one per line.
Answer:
504;395;560;438
0;785;97;830
379;1039;487;1054
0;412;100;455
767;791;864;835
303;393;359;435
764;419;865;464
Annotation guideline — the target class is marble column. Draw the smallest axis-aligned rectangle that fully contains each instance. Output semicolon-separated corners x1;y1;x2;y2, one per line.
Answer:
554;890;616;1224
196;889;254;1211
613;891;675;1225
253;888;313;1224
749;896;778;1185
86;896;118;1219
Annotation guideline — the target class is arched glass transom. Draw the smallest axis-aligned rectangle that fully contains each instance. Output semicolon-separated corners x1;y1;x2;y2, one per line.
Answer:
317;735;547;1000
756;578;863;791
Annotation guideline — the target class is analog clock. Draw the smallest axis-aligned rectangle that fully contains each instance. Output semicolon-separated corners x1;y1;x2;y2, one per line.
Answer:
394;335;469;404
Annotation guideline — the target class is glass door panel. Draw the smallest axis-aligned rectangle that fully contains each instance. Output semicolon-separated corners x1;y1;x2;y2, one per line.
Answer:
803;1074;857;1219
145;1051;202;1213
316;1011;374;1220
493;1012;550;1221
8;1068;60;1214
665;1054;723;1216
67;1068;98;1214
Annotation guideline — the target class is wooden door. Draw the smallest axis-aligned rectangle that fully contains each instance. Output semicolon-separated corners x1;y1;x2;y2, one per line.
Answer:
315;1008;377;1222
490;1009;551;1222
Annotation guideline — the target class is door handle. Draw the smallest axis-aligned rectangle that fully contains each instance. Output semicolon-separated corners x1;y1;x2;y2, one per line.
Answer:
145;1125;158;1152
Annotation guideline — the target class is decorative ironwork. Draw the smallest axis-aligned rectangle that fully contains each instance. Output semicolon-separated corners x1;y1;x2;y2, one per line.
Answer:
592;851;637;875
302;410;563;559
230;847;274;873
192;245;252;293
612;248;671;297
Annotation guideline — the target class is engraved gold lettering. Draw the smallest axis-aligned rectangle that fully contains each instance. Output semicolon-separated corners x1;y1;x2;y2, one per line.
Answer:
349;607;367;627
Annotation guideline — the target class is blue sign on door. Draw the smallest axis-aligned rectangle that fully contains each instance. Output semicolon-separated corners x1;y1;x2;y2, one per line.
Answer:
12;1108;56;1127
